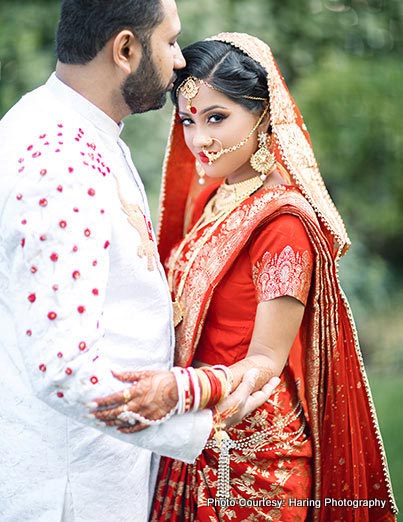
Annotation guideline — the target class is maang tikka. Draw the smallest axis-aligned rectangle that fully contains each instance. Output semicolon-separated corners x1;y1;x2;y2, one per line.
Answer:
177;76;266;115
250;132;276;181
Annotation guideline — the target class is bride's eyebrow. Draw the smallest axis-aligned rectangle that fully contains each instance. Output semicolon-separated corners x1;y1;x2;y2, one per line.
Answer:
178;105;228;117
200;105;228;114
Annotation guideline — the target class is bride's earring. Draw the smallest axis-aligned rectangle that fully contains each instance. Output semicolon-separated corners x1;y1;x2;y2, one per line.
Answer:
196;160;206;185
250;132;276;181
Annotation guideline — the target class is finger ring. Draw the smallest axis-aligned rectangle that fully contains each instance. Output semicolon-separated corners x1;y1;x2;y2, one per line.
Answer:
123;389;131;403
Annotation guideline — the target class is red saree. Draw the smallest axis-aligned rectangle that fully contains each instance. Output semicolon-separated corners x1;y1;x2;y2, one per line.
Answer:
154;32;397;522
153;185;396;521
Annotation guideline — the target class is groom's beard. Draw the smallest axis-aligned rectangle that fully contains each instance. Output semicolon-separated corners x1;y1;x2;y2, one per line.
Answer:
122;42;171;114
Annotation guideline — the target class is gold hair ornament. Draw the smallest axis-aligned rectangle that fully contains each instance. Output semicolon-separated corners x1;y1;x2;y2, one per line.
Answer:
177;76;266;114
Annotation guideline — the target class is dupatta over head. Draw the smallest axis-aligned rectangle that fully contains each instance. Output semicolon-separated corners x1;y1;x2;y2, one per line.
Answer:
158;32;350;263
158;33;397;521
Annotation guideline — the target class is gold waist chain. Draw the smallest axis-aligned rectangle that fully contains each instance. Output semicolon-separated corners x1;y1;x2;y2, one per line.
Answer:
204;401;306;498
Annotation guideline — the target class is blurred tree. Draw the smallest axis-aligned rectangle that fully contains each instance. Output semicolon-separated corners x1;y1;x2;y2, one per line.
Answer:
293;55;403;269
0;2;59;112
177;0;403;80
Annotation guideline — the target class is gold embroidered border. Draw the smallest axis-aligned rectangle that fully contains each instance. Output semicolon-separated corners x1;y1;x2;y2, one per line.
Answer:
253;245;312;305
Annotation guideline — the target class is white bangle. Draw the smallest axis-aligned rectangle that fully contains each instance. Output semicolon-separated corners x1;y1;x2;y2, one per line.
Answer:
171;366;188;415
187;366;200;412
211;364;234;397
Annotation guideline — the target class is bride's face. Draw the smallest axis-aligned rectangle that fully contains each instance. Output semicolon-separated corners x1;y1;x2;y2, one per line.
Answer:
177;84;261;184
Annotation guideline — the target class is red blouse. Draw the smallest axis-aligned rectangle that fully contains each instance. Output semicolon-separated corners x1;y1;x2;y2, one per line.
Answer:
194;213;313;366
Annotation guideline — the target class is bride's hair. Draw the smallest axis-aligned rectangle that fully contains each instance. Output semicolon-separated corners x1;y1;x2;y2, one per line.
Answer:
171;40;269;113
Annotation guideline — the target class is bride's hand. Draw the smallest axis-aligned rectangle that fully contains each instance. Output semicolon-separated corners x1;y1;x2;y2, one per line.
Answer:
215;369;280;429
88;370;178;433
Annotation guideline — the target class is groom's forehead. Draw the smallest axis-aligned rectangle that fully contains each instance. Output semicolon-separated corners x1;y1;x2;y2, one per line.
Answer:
153;0;181;34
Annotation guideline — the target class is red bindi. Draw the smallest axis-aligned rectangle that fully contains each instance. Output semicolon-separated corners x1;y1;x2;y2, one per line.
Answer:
190;107;197;114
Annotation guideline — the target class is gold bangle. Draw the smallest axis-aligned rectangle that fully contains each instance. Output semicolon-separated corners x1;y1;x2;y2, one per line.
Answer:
195;368;211;409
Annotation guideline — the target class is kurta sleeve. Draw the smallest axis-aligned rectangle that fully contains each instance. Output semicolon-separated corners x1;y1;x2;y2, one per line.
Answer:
249;214;314;305
6;145;116;413
3;140;210;463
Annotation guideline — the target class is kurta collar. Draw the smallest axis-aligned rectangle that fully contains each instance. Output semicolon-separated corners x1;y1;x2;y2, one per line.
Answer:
46;73;124;141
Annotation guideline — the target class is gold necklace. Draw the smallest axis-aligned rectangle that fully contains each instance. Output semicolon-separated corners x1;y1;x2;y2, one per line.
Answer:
199;175;264;227
169;175;264;326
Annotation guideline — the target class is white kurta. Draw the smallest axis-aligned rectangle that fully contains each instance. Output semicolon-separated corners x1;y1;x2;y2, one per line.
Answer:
0;74;211;522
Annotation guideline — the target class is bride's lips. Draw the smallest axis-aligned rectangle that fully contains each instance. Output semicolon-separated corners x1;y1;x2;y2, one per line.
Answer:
198;152;210;164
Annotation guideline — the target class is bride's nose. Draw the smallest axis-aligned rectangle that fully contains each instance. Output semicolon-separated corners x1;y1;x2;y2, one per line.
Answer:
193;132;213;149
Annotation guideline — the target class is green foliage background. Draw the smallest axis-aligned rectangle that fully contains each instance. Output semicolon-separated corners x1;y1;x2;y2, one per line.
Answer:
1;0;402;510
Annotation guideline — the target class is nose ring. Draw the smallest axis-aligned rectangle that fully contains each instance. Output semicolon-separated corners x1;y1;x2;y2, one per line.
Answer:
211;138;223;151
203;137;222;149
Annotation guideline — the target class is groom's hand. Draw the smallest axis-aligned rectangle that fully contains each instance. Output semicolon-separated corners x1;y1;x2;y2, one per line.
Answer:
89;370;178;433
88;367;280;434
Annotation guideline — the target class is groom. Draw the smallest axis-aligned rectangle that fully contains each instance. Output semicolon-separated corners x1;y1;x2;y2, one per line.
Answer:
0;1;275;520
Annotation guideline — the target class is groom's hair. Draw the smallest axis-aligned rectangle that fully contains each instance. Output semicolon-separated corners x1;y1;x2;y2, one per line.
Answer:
56;0;163;64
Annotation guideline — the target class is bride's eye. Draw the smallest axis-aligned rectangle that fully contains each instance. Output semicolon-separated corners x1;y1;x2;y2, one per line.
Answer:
178;117;193;127
208;113;227;124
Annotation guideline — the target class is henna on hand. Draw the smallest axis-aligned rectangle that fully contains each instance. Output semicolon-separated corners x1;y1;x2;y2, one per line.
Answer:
90;370;178;424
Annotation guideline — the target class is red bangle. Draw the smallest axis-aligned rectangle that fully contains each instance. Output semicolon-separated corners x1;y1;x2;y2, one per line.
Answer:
203;368;222;408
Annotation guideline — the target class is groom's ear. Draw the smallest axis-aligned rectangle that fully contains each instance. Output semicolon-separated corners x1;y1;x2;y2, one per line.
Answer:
111;30;142;75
